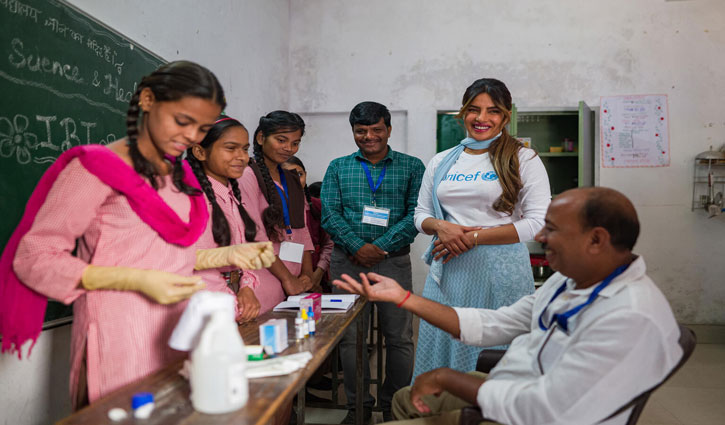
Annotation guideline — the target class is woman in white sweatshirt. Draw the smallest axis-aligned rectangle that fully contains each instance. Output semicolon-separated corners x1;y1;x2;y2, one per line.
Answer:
413;78;551;378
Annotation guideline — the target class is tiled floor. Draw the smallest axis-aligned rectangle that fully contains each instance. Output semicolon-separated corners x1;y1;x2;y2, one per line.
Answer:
639;343;725;425
305;341;725;424
302;316;394;424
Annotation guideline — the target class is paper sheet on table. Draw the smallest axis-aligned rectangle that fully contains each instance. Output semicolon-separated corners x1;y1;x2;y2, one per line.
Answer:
286;294;359;303
245;351;313;379
273;293;358;313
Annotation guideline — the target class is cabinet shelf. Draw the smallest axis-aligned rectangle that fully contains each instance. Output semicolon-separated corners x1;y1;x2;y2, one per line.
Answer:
512;102;593;196
693;177;725;184
539;152;578;157
518;110;578;117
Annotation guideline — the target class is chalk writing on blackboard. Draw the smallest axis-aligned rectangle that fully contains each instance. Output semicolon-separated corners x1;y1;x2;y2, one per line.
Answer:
1;0;164;259
1;0;42;23
6;37;136;109
1;0;163;167
0;113;115;165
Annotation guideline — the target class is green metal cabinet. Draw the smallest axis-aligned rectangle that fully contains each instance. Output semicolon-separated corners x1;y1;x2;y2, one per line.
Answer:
511;102;594;195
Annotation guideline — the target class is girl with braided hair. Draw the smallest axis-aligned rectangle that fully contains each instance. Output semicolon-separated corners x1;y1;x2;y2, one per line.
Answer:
238;111;315;297
0;61;273;408
188;115;290;316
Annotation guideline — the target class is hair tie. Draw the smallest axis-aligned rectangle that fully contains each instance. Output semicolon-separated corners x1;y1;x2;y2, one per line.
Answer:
215;117;236;124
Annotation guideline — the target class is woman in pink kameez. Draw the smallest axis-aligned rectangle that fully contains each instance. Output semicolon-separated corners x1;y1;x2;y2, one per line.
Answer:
187;115;290;315
1;61;273;409
238;111;316;299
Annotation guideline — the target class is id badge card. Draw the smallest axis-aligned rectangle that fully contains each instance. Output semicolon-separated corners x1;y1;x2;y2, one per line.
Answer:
362;205;390;227
279;241;304;263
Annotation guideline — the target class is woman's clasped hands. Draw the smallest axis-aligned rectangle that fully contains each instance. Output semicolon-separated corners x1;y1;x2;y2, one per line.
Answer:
431;220;482;264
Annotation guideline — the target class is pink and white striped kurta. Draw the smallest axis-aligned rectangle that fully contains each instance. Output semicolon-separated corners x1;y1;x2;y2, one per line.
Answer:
192;177;238;296
237;167;313;310
206;177;283;314
13;158;207;404
192;177;261;315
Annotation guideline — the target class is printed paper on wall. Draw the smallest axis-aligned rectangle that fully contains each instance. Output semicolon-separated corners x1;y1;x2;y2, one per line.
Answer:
600;95;670;168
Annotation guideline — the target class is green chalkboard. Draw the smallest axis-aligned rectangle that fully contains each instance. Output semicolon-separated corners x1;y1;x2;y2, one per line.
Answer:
436;113;466;153
0;0;164;324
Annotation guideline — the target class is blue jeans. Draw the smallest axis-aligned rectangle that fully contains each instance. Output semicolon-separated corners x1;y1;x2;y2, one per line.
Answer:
330;246;414;412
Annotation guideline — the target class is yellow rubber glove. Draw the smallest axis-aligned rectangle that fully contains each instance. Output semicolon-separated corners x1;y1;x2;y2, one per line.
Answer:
194;242;276;271
81;265;205;304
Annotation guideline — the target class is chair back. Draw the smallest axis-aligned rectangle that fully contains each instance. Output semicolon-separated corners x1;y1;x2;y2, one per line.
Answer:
604;323;696;424
475;349;506;373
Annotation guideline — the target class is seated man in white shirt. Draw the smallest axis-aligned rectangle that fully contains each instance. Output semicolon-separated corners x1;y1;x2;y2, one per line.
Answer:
333;187;683;425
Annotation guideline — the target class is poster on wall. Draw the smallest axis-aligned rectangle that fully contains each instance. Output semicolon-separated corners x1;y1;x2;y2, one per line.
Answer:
600;94;670;168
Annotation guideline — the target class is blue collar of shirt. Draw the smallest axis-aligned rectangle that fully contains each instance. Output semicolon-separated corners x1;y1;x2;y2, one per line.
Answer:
354;146;395;164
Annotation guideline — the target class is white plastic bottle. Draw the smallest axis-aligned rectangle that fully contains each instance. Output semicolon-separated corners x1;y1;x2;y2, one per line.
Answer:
295;312;304;340
190;309;248;414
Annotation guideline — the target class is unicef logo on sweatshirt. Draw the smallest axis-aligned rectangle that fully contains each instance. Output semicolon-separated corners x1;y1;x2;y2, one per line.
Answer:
481;171;498;181
443;171;498;182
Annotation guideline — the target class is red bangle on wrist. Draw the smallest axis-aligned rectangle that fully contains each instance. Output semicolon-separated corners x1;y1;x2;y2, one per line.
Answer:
396;290;412;308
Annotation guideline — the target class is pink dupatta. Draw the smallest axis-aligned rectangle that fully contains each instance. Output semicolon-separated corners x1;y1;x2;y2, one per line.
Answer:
0;145;209;358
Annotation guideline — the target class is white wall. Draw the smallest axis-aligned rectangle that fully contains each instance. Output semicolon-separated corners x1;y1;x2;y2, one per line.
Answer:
296;111;408;183
288;0;725;324
68;0;291;125
0;1;292;423
0;326;72;425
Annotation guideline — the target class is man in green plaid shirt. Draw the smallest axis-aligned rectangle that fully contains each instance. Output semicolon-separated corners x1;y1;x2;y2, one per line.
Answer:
321;101;425;423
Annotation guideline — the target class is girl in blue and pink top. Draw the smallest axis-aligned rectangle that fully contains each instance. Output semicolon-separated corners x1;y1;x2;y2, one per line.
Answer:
238;111;316;300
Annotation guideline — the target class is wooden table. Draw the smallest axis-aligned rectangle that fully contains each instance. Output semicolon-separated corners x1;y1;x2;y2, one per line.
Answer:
57;297;369;425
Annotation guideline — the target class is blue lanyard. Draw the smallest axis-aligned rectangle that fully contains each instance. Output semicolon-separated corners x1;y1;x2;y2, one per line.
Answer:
538;264;629;333
360;161;387;205
274;165;292;235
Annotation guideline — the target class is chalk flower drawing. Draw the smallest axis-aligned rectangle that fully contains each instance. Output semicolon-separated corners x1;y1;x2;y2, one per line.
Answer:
0;115;39;164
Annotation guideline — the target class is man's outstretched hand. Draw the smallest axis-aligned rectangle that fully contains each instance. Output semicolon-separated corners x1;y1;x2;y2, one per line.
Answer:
333;272;409;305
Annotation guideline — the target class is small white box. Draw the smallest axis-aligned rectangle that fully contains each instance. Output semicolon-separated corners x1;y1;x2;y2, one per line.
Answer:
259;319;288;354
517;137;532;148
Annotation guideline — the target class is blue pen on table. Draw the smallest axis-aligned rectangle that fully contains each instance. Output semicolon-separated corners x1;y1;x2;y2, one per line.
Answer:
329;299;342;302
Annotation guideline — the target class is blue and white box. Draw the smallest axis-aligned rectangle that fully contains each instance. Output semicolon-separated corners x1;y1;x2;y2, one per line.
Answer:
259;318;288;354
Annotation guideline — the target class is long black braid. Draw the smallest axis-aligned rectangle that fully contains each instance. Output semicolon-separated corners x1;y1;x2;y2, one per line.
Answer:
252;140;285;242
187;154;232;246
252;111;306;242
126;60;226;193
303;184;313;206
283;155;316;217
229;179;258;242
126;87;166;190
